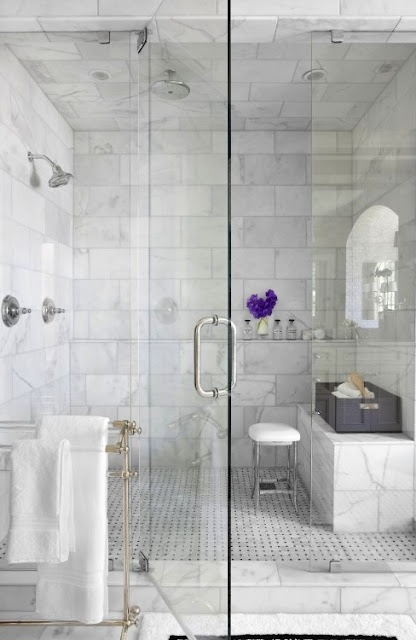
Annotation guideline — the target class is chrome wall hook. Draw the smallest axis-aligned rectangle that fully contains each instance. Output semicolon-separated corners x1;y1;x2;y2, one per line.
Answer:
1;295;31;327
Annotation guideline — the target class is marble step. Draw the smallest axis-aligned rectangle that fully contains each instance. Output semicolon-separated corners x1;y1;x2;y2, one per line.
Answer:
1;562;416;616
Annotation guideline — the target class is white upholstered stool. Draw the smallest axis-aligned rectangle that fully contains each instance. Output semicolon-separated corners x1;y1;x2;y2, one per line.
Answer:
248;422;300;512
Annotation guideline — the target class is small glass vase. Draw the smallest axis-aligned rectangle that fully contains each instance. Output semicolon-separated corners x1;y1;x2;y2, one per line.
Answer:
256;317;269;339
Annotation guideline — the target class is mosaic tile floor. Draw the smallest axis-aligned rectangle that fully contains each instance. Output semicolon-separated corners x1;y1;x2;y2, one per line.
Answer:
108;467;416;564
1;467;415;566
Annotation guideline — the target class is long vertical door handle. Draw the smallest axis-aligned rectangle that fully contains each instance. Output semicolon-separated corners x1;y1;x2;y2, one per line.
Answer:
194;315;237;398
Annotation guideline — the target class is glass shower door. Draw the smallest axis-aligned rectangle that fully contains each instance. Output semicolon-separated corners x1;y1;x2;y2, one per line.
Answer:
135;3;231;638
310;30;416;570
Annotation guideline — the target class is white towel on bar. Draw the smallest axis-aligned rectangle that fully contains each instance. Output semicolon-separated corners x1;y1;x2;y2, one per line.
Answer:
36;415;109;624
6;438;74;564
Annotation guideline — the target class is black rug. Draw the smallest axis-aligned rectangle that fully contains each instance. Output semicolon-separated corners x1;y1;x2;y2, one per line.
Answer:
169;634;398;640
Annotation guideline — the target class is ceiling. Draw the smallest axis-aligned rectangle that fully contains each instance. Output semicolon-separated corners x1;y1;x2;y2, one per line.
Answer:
3;27;416;131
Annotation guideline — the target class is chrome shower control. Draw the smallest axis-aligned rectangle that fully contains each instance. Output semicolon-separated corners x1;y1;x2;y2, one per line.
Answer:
1;295;31;327
42;297;66;324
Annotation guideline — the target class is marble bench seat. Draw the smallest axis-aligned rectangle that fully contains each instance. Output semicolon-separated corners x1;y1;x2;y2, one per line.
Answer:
297;405;414;533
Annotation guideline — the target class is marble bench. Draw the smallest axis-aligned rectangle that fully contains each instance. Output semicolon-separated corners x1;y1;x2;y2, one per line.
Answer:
297;404;414;533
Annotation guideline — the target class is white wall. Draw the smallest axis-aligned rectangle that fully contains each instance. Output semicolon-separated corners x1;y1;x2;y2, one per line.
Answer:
0;45;73;421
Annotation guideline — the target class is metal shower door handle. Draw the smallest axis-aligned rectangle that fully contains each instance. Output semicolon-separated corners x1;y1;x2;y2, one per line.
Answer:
194;315;237;398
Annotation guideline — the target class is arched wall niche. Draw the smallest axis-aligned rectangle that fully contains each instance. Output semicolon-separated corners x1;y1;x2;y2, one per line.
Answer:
346;205;398;329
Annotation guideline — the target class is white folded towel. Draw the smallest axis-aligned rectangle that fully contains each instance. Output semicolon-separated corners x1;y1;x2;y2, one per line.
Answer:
336;382;362;398
6;439;74;564
36;415;109;624
332;390;350;399
336;382;375;399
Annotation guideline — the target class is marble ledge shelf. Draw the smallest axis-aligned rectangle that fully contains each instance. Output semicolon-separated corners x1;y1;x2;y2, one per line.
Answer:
298;404;414;446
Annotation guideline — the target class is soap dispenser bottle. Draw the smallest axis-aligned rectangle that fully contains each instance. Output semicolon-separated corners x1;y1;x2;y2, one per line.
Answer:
243;318;253;340
273;319;283;340
286;318;297;340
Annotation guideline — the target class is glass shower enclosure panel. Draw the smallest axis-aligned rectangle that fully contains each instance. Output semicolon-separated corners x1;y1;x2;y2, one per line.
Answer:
136;2;231;637
311;31;416;568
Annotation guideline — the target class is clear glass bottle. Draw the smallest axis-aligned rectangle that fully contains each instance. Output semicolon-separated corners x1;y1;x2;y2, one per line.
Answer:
273;318;283;340
243;318;253;340
286;318;297;340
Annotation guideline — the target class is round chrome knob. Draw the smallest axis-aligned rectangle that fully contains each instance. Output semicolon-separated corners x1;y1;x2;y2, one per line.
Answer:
43;298;66;323
2;295;32;327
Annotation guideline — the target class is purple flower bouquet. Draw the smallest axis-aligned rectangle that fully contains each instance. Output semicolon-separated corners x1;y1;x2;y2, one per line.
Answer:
246;289;278;338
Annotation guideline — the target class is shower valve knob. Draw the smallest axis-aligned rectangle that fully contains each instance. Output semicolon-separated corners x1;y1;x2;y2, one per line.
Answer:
42;297;65;324
2;295;31;327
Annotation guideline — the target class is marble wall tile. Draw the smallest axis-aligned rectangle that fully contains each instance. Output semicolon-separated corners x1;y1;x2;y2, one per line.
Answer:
232;375;276;407
244;342;309;375
85;374;131;406
71;342;118;375
340;586;416;614
182;153;227;186
88;310;130;340
275;186;311;217
232;131;275;154
150;248;212;279
244;405;298;430
333;491;379;532
151;185;212;217
231;185;274;216
341;0;416;15
232;249;275;279
228;586;340;613
275;248;312;279
243;154;306;186
334;444;414;492
181;217;227;248
74;154;120;186
379;491;414;532
244;217;307;247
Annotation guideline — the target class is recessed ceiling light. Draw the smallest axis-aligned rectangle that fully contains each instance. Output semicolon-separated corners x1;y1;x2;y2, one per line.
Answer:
88;69;111;81
302;68;327;82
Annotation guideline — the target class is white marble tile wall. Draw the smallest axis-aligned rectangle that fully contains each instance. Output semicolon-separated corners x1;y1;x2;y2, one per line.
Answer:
72;131;137;423
0;45;73;422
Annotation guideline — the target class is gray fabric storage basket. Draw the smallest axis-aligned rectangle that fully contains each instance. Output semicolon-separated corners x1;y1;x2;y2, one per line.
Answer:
315;381;401;433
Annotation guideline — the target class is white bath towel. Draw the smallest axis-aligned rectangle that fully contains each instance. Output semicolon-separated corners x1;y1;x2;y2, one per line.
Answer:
6;438;74;564
36;415;109;624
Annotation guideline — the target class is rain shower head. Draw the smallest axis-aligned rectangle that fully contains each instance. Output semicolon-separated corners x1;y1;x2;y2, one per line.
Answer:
151;69;190;100
28;151;72;188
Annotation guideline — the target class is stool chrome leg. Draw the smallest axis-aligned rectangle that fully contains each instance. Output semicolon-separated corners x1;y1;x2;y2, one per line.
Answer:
251;440;256;497
293;441;298;513
254;442;260;512
286;445;290;488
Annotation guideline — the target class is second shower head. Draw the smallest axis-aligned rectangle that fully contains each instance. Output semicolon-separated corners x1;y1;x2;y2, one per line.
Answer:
151;69;190;100
28;151;73;188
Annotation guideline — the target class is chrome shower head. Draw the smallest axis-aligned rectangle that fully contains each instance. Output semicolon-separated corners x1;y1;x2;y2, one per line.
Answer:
48;164;72;188
28;151;73;188
151;69;190;100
